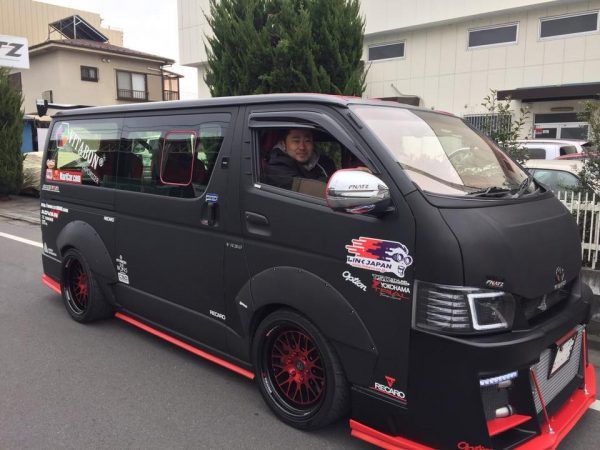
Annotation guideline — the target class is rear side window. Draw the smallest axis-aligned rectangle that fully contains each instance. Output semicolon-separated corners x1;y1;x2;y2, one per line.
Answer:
560;145;577;156
118;114;230;198
45;119;121;187
523;147;546;159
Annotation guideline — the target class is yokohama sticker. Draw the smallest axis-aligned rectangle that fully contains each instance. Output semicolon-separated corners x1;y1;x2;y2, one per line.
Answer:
371;274;411;300
346;237;413;278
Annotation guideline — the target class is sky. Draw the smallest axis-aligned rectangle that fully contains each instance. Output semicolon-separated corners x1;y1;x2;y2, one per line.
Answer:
40;0;199;99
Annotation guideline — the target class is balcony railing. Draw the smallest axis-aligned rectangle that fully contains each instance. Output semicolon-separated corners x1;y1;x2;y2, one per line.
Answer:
117;89;148;101
163;90;180;101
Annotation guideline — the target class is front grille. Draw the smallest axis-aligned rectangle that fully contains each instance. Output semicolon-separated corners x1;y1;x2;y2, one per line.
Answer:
531;326;583;413
519;282;572;322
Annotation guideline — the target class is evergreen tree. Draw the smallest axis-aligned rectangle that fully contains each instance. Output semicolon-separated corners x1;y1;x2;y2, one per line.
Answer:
205;0;273;96
0;67;24;197
205;0;366;96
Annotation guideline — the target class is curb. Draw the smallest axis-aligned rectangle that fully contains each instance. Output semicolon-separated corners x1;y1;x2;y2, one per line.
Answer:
0;211;40;225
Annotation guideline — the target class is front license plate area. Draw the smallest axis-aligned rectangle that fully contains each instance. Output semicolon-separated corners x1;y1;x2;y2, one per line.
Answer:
549;333;577;378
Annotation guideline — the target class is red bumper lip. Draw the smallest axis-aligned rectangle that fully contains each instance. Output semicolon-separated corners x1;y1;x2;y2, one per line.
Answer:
349;363;596;450
42;274;61;294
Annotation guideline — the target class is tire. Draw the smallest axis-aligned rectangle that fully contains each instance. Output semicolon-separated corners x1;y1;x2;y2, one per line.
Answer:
252;309;349;430
61;248;112;323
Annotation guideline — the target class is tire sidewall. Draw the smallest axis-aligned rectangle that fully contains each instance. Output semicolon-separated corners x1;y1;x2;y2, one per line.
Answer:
61;248;96;322
252;309;342;429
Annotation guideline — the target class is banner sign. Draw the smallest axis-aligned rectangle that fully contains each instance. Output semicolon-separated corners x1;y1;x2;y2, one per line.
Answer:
0;35;29;69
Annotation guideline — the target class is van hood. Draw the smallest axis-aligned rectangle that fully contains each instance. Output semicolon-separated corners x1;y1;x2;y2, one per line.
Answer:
440;195;581;299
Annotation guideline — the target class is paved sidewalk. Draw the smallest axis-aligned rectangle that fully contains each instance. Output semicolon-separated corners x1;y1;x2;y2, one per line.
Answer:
0;195;40;225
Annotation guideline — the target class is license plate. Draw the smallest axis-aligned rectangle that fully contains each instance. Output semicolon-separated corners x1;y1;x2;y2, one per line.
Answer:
549;333;577;377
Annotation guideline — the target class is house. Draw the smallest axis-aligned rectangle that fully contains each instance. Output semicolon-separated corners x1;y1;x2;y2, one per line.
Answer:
1;0;181;151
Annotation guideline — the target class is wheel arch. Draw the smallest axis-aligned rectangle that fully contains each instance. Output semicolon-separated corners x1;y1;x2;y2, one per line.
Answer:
241;267;378;385
56;220;117;303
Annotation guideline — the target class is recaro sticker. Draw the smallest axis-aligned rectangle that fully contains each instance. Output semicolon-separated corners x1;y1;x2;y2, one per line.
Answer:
346;237;413;278
371;375;407;403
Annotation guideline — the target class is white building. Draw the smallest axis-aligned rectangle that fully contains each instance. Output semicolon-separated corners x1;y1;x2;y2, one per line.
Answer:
178;0;600;139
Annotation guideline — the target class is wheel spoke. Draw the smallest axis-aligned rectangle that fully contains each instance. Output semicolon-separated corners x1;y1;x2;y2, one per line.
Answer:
266;325;326;408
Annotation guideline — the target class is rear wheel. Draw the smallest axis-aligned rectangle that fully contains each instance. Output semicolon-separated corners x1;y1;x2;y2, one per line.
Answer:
252;309;349;430
61;249;112;323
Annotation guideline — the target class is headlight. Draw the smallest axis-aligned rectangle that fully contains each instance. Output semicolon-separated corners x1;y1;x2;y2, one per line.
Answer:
414;281;515;335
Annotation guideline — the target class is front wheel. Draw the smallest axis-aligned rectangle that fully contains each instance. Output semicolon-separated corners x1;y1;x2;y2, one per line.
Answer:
252;309;349;430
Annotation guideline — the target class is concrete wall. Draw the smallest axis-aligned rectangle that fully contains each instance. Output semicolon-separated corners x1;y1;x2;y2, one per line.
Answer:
17;47;165;112
363;0;600;117
360;0;579;35
0;0;123;45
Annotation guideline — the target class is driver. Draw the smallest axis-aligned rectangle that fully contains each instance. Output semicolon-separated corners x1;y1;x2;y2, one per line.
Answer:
264;129;336;190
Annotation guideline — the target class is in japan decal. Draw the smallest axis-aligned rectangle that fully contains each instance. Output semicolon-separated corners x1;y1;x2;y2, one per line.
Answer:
346;237;413;278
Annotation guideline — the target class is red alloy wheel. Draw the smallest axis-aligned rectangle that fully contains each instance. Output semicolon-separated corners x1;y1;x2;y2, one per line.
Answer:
67;259;88;313
269;328;325;408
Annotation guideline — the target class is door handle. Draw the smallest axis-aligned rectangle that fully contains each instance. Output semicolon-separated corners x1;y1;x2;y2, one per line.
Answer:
245;211;269;226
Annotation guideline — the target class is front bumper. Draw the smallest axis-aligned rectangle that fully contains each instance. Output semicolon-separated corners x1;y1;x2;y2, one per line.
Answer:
349;363;596;450
349;278;594;449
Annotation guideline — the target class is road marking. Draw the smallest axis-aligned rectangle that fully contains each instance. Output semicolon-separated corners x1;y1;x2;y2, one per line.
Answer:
0;231;42;248
591;400;600;412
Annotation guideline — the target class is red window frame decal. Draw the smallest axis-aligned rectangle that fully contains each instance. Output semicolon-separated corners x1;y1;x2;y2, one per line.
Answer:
159;130;198;186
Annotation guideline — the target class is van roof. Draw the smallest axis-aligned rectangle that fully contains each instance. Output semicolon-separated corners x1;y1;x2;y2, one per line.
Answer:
52;93;427;117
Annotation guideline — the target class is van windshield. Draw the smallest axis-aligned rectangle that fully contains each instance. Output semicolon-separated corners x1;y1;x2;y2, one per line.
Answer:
352;105;530;197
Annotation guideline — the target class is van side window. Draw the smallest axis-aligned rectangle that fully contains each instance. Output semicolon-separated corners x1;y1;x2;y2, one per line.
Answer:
560;145;577;156
45;119;121;187
118;115;230;198
257;127;366;198
524;147;546;160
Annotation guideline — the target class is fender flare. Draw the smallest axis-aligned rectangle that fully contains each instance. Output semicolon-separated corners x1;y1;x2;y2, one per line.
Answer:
56;220;117;285
237;266;378;382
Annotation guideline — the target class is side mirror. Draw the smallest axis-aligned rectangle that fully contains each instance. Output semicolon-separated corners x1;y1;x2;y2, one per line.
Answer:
326;170;391;214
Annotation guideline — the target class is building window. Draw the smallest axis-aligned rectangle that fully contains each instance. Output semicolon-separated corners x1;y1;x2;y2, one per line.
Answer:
468;23;518;48
540;11;599;39
163;74;180;101
8;72;21;91
80;66;98;82
116;70;147;101
368;42;405;61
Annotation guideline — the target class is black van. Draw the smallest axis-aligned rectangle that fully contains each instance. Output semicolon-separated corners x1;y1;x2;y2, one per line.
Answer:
40;94;595;449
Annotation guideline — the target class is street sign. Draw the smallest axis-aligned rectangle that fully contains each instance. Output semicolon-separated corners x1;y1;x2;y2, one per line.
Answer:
0;35;29;69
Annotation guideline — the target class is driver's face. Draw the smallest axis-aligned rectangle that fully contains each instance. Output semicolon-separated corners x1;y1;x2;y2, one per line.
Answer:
283;129;314;164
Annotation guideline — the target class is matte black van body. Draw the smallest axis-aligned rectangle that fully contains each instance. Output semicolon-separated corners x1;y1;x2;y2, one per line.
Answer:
40;94;596;449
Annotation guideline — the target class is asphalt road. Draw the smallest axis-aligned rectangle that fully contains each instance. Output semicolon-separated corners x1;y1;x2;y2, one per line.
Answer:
1;215;599;449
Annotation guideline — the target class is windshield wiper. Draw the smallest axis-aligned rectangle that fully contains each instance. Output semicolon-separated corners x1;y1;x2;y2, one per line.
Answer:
466;186;512;197
513;173;534;198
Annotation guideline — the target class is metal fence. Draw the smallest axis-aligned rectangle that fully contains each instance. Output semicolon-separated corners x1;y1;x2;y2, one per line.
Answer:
463;113;512;134
557;190;600;268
